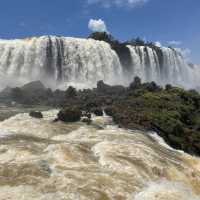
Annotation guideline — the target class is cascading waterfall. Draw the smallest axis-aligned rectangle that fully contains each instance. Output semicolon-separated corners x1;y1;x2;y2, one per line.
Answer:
0;36;123;90
127;45;198;88
0;35;199;90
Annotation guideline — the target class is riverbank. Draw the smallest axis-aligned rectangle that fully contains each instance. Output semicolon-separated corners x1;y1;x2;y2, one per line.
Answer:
1;78;200;156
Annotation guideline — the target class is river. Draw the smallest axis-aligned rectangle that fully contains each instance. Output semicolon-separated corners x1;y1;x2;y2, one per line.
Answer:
0;110;199;200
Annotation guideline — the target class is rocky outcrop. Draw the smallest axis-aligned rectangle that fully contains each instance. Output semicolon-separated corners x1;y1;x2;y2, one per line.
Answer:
21;81;46;91
92;107;103;116
0;81;65;106
29;111;43;119
57;106;81;122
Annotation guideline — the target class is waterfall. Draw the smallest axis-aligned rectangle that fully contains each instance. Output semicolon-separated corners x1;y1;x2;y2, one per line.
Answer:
0;35;199;90
127;45;199;88
0;36;123;90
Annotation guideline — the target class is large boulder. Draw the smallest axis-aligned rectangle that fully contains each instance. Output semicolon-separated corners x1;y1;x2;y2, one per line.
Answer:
97;80;110;93
92;107;103;116
9;81;47;105
29;111;43;119
129;76;141;90
57;106;81;122
0;87;12;98
65;86;77;98
104;106;114;116
11;87;24;102
21;81;46;92
81;117;92;124
97;80;125;95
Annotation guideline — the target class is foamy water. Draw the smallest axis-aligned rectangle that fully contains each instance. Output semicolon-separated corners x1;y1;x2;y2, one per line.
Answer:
0;110;200;200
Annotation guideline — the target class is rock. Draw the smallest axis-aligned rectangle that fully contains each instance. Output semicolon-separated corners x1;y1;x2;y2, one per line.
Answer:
11;87;23;102
145;81;161;92
129;76;141;90
165;84;173;91
81;117;92;124
57;106;81;122
81;111;92;124
97;80;125;95
104;106;113;116
92;108;103;116
22;81;46;92
97;80;110;93
53;118;59;123
82;111;91;119
29;111;43;119
65;86;77;98
0;87;12;98
7;81;48;105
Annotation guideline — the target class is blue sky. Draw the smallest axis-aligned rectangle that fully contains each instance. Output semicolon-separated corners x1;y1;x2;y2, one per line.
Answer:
0;0;199;63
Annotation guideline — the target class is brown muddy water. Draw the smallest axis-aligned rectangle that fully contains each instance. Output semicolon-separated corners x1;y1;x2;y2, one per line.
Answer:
0;110;200;200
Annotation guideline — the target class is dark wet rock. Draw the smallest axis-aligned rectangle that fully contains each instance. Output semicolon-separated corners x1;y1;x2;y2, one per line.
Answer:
97;80;109;92
21;81;45;92
65;86;77;98
29;111;43;119
84;101;98;111
111;43;133;72
82;111;92;119
88;32;136;71
38;160;52;174
0;81;66;106
11;88;24;102
145;81;162;92
81;111;92;124
165;84;173;91
57;106;81;122
81;117;92;124
92;107;103;116
20;81;49;105
104;106;114;117
52;118;59;123
129;76;141;90
7;81;47;105
0;87;12;99
97;80;125;95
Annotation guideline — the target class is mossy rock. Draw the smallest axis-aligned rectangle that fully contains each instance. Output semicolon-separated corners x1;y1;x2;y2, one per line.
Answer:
58;106;81;122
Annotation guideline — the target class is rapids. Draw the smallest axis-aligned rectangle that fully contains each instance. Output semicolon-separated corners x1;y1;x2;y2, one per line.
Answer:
0;110;200;199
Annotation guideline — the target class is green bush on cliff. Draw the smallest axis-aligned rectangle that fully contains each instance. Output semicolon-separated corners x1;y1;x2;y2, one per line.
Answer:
104;79;200;155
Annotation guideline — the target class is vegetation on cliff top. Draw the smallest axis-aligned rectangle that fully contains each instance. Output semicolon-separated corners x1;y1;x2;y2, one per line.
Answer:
107;78;200;155
88;31;169;49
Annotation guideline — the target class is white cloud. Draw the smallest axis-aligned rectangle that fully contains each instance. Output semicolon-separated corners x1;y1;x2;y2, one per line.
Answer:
87;0;149;8
155;41;162;47
168;40;182;46
88;19;107;32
